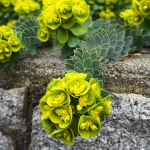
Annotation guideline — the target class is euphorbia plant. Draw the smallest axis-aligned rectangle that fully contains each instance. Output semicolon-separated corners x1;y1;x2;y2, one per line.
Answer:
131;0;150;29
37;0;91;57
39;71;112;146
0;25;21;72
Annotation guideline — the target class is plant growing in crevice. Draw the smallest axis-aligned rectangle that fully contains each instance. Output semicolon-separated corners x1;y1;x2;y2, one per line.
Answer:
39;71;111;146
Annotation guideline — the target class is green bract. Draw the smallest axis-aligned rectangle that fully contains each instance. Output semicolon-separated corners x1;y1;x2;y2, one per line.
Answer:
50;105;72;129
39;72;112;146
66;79;90;97
44;10;61;30
77;90;96;114
65;72;87;80
56;0;73;19
139;0;150;15
37;26;50;42
51;128;74;146
0;26;13;40
72;4;90;22
78;115;101;139
132;10;144;24
89;78;102;100
8;35;21;52
47;89;70;106
102;95;112;116
0;40;12;63
89;102;106;123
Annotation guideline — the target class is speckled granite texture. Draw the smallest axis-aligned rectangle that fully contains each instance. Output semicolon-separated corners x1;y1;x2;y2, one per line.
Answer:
102;54;150;97
30;93;150;150
0;87;28;132
0;131;14;150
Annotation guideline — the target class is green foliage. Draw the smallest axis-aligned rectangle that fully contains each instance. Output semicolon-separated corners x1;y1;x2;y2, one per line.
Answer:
37;0;91;57
12;16;43;59
14;0;42;18
142;29;150;46
0;25;22;72
65;17;146;79
131;0;150;29
39;71;112;146
85;0;132;20
0;0;18;25
65;18;133;79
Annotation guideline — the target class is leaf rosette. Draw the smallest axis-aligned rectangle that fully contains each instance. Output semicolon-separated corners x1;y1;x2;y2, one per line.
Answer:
50;105;72;129
47;89;70;107
0;40;12;63
66;79;90;97
56;0;73;19
78;115;101;139
51;128;74;146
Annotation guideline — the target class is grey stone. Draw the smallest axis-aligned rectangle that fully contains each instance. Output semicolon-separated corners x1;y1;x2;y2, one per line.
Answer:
0;87;28;132
0;47;149;100
30;93;150;150
102;53;150;97
0;131;14;150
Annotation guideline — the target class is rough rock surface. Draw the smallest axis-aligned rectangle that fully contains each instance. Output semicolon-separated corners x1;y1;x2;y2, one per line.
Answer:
0;87;28;132
0;131;14;150
0;47;149;101
30;93;150;150
102;53;150;97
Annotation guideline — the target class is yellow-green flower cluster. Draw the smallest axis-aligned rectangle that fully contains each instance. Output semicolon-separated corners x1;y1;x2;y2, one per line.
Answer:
6;20;16;28
14;0;41;17
39;71;112;146
86;0;132;20
120;9;133;24
37;0;90;43
0;25;21;63
105;0;117;5
131;0;150;24
0;0;18;25
100;9;115;19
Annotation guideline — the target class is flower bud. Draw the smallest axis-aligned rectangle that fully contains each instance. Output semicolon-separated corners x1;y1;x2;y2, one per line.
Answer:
56;133;62;138
77;104;83;111
55;109;61;115
90;124;98;131
4;48;9;52
64;115;70;122
66;135;71;142
80;123;86;130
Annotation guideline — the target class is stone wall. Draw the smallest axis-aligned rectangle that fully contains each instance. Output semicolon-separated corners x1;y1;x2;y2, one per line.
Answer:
0;47;149;150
